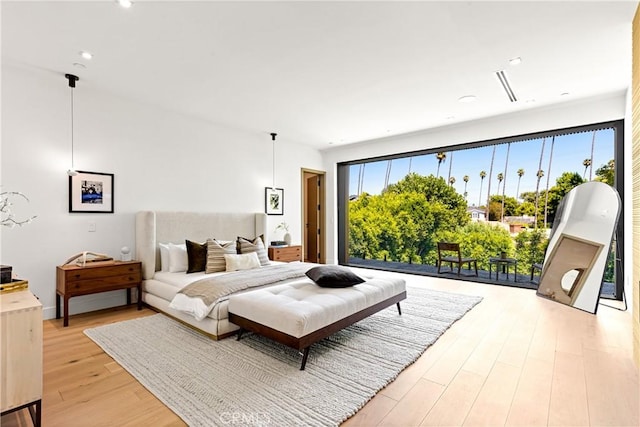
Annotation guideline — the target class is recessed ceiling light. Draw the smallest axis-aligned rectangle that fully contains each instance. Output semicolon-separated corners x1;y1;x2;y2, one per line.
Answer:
458;95;477;103
525;98;536;103
72;62;86;69
446;116;455;120
116;0;133;8
509;57;522;66
79;51;93;60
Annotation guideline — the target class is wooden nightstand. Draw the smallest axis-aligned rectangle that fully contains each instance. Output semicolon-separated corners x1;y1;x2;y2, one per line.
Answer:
56;260;142;327
1;289;42;426
268;245;302;262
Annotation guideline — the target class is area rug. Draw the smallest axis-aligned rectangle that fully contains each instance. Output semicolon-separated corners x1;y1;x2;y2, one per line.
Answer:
84;287;482;427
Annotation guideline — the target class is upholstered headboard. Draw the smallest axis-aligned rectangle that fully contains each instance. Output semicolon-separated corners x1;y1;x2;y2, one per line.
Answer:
135;211;268;280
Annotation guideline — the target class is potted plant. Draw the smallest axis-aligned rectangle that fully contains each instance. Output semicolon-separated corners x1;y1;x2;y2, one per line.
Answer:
275;222;291;245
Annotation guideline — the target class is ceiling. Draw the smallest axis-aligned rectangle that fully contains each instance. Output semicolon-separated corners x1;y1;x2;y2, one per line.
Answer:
2;1;636;148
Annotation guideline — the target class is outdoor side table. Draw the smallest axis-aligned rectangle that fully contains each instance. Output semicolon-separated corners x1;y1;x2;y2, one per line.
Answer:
488;257;518;282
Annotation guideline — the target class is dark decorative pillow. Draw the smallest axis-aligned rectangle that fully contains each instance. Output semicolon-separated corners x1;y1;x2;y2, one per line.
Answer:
185;240;207;273
305;265;365;288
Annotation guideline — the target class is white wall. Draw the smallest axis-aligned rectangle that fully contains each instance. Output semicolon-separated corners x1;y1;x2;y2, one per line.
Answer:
0;64;323;319
321;92;628;272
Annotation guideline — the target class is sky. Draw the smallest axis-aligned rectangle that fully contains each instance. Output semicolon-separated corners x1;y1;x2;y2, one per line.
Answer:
349;128;614;206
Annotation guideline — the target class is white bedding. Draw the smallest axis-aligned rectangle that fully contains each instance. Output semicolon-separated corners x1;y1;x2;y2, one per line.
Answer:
153;264;295;322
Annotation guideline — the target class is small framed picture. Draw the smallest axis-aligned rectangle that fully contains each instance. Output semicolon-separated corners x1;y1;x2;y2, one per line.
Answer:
265;187;284;215
69;171;114;213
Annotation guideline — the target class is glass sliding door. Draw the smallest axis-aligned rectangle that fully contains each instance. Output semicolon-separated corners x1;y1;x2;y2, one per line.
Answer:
338;120;624;299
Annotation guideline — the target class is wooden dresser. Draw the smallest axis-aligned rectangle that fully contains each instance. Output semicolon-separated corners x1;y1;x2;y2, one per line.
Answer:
268;245;302;262
56;260;142;327
1;289;42;426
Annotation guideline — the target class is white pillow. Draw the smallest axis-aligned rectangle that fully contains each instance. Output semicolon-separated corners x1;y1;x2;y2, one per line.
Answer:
224;252;260;272
159;243;170;272
168;243;188;273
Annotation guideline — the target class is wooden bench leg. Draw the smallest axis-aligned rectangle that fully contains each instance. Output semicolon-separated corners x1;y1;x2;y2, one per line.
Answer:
396;302;402;315
300;347;311;370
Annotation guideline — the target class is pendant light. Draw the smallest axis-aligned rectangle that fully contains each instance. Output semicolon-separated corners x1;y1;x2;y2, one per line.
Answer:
65;73;79;176
270;132;277;189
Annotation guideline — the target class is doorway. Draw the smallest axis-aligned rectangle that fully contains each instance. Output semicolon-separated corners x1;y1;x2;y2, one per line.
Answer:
301;169;326;264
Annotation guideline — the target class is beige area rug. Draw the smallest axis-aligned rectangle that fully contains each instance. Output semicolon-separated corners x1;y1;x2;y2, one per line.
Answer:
85;287;482;427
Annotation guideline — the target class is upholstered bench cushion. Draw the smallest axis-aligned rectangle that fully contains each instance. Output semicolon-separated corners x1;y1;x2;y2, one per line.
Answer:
227;276;406;338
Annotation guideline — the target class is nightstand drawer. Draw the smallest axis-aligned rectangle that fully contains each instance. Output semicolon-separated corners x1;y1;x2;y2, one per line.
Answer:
268;245;302;262
62;264;140;282
66;272;142;294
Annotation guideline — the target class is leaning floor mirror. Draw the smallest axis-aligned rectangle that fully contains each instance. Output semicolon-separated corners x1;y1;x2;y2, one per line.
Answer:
536;181;621;314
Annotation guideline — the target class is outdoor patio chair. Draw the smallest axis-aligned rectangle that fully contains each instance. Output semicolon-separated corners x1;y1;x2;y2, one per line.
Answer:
530;262;543;282
436;242;478;277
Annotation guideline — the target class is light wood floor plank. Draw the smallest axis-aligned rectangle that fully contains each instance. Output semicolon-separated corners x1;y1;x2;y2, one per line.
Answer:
342;393;398;427
377;379;444;427
420;369;485;426
548;351;590;426
463;361;521;426
505;356;554;426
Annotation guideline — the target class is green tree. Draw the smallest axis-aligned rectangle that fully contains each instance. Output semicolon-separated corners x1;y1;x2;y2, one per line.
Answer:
514;229;549;275
545;172;585;226
515;201;536;217
434;222;514;269
595;159;615;186
490;195;518;217
349;174;470;264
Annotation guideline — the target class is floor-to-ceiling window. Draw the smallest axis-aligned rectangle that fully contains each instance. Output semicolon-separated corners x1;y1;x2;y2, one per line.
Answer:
337;120;624;299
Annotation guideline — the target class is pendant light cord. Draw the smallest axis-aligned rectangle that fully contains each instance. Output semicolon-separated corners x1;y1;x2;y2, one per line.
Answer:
70;86;74;170
271;133;277;190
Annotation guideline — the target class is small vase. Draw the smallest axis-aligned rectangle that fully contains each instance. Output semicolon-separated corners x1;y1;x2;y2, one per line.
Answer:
284;233;291;245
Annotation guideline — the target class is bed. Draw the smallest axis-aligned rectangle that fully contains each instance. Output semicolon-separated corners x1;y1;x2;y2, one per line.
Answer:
135;211;275;339
135;211;407;342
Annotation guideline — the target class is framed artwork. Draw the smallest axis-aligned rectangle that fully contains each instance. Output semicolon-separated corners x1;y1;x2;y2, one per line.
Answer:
265;187;284;215
69;170;114;213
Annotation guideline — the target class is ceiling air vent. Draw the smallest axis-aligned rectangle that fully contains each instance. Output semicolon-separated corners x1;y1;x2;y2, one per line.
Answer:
495;70;518;102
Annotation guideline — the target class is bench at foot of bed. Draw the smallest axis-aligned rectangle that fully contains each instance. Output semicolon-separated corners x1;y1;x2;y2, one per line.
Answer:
228;277;406;370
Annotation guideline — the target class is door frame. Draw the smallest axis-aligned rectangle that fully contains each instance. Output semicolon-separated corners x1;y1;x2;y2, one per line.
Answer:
301;168;326;264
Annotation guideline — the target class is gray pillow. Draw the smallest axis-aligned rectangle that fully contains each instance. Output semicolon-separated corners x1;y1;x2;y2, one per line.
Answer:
305;265;365;288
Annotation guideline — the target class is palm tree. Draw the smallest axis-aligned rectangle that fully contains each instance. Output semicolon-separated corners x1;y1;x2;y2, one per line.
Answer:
501;142;511;222
449;176;456;187
357;163;365;196
582;158;591;179
485;146;496;220
534;169;545;227
496;172;504;221
533;138;547;228
516;168;525;200
447;151;454;182
435;152;446;178
497;173;504;193
589;130;597;180
383;160;392;190
543;136;555;228
478;171;487;207
463;175;469;200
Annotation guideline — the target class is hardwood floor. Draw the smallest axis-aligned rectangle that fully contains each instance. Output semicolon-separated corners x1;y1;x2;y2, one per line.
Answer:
2;273;638;426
